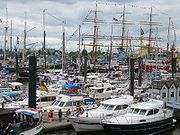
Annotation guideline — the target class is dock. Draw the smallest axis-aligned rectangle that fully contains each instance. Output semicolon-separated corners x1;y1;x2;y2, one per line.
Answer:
42;112;72;133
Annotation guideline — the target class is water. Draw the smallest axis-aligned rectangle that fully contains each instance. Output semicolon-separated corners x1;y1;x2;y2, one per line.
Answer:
44;120;180;135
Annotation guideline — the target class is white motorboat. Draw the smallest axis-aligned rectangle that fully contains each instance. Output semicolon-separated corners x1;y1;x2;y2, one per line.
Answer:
102;99;174;135
69;95;134;132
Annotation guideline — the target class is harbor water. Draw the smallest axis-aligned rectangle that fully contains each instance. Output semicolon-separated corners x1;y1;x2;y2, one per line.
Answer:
44;120;180;135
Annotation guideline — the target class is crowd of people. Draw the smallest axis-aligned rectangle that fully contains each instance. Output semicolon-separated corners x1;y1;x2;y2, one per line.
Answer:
0;113;40;135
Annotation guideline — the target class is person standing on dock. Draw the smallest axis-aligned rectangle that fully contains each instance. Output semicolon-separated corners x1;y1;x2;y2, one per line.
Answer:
58;109;63;122
48;110;54;122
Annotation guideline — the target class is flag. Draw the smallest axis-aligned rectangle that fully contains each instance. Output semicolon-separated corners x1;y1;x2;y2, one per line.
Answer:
39;82;48;92
140;27;144;35
113;17;118;21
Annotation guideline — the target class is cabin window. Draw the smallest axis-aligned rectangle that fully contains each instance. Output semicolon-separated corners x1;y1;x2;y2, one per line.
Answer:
128;108;134;113
97;89;104;93
179;91;180;96
65;102;72;107
122;105;128;109
103;104;108;109
107;105;114;110
106;88;111;91
76;101;81;106
112;87;116;91
54;101;60;105
73;102;77;106
171;92;174;97
114;105;121;111
139;109;146;115
147;110;153;115
98;104;104;109
40;97;48;102
51;96;56;101
133;109;140;114
58;102;65;107
154;109;159;114
162;93;166;98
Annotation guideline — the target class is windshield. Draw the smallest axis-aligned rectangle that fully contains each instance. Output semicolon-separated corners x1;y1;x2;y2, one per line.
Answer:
59;102;65;107
107;105;114;110
98;104;104;109
53;100;60;106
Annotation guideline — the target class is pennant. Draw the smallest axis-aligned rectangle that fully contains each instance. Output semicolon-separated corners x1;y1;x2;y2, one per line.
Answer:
140;27;144;35
39;82;48;92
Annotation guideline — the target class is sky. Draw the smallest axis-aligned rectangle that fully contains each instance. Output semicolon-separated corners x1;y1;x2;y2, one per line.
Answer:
0;0;180;52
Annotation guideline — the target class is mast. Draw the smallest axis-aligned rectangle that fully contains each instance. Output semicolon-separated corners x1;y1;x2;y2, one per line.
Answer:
109;24;113;70
43;9;46;71
148;7;153;54
78;25;81;74
10;20;12;59
23;12;27;63
167;17;171;57
92;3;98;64
62;26;65;73
3;8;8;65
121;4;126;48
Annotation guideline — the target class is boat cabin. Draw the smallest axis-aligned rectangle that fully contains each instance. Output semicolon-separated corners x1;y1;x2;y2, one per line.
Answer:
42;94;97;112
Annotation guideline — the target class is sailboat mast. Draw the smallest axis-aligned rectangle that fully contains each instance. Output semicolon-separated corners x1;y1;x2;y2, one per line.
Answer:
43;9;46;71
23;12;27;63
92;3;98;64
167;17;171;57
62;26;65;73
121;4;125;48
148;7;153;54
10;20;13;59
3;8;8;65
109;24;113;70
78;25;81;74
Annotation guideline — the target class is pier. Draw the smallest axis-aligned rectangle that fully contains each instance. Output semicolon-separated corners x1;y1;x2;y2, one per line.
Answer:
42;112;72;133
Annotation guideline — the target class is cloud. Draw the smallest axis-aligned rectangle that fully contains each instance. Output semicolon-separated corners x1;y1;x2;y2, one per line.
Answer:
0;0;179;53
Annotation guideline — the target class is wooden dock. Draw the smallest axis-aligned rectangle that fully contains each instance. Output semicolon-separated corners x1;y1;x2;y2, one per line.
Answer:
42;112;72;133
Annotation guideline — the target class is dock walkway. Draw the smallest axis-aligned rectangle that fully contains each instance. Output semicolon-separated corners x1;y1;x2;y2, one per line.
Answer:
42;112;72;133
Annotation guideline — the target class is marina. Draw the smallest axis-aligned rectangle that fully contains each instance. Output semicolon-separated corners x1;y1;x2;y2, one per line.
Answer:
1;0;180;135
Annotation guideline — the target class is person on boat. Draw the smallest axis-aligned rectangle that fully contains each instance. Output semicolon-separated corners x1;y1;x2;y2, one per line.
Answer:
0;122;5;135
12;114;18;123
5;123;13;135
58;109;63;121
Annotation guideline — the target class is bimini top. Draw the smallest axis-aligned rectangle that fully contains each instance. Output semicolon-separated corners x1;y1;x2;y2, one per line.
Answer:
15;108;42;118
129;99;164;110
100;95;134;106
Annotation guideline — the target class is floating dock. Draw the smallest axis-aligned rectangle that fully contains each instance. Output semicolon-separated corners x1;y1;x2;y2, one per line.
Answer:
42;112;72;133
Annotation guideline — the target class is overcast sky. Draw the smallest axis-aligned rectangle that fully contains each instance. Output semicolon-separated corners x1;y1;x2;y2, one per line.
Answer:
0;0;179;52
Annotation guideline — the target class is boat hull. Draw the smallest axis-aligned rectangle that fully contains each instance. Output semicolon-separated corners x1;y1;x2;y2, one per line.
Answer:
102;117;174;135
69;116;103;132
